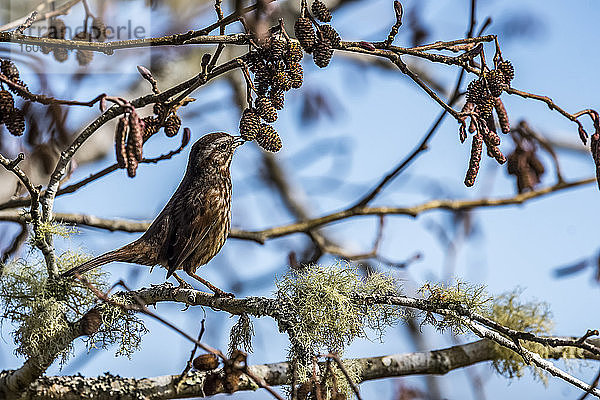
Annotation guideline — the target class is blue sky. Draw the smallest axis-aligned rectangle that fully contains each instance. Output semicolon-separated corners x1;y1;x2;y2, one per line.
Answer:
1;0;600;398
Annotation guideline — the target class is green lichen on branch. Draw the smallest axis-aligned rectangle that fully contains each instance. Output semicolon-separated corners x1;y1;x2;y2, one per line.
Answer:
229;313;254;355
486;290;575;381
418;280;492;335
0;250;147;367
275;262;403;396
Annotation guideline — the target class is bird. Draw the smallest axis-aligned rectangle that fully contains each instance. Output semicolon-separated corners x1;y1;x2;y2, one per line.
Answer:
62;132;245;297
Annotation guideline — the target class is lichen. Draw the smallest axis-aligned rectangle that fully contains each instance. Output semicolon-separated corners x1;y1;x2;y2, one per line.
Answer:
418;280;492;335
275;262;402;398
486;289;560;381
0;250;147;365
229;313;254;355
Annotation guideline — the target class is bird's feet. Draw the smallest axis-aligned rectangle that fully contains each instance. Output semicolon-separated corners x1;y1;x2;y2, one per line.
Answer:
172;272;194;290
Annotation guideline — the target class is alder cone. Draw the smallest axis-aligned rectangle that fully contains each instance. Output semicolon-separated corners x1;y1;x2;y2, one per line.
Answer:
295;17;316;53
313;38;333;68
486;69;506;97
76;50;94;66
273;70;292;92
1;59;19;81
270;90;285;110
91;17;107;42
255;96;278;123
193;353;220;371
312;0;332;22
165;114;181;137
288;62;303;88
466;79;486;105
269;39;286;60
239;108;261;141
256;123;282;152
49;18;67;39
142;116;160;140
0;90;14;115
476;95;494;119
153;102;165;117
320;25;341;48
286;41;304;63
6;108;25;136
498;60;514;84
53;47;69;63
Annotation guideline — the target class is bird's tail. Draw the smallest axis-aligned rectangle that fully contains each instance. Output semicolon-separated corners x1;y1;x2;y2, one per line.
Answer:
61;246;134;278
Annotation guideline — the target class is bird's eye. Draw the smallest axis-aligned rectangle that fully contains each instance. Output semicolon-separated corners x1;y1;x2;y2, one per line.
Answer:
219;143;228;151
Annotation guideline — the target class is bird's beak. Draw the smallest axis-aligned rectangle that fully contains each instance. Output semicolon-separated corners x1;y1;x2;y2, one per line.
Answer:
233;137;246;148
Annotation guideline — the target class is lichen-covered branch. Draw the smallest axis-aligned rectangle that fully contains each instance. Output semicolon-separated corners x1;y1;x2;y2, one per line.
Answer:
3;339;598;400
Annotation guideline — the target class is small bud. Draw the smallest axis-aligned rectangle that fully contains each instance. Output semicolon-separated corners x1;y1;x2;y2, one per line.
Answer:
137;65;153;81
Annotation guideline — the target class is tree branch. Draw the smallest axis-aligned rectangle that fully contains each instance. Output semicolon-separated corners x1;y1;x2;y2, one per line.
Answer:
4;338;598;400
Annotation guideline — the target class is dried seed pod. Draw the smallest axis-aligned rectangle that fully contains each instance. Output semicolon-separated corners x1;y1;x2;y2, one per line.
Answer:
128;112;144;162
480;120;500;146
476;95;494;119
115;116;128;168
239;108;261;141
1;59;19;81
295;17;316;53
256;123;282;152
255;96;278;123
80;307;102;336
49;18;67;39
193;352;220;371
0;90;14;115
485;144;506;164
142;115;160;140
246;51;264;73
76;50;93;66
313;38;333;68
270;90;285;110
486;69;506;97
288;62;303;89
53;47;69;63
286;41;304;63
493;97;510;134
466;78;486;105
153;102;165;117
272;70;292;92
164;114;181;137
319;25;341;48
528;154;545;176
498;60;514;84
6;108;25;136
193;353;220;371
312;0;332;22
254;70;271;96
126;146;138;177
464;132;483;187
91;17;107;42
269;39;286;60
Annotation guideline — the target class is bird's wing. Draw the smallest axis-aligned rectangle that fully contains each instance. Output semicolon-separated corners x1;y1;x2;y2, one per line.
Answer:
163;186;215;277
